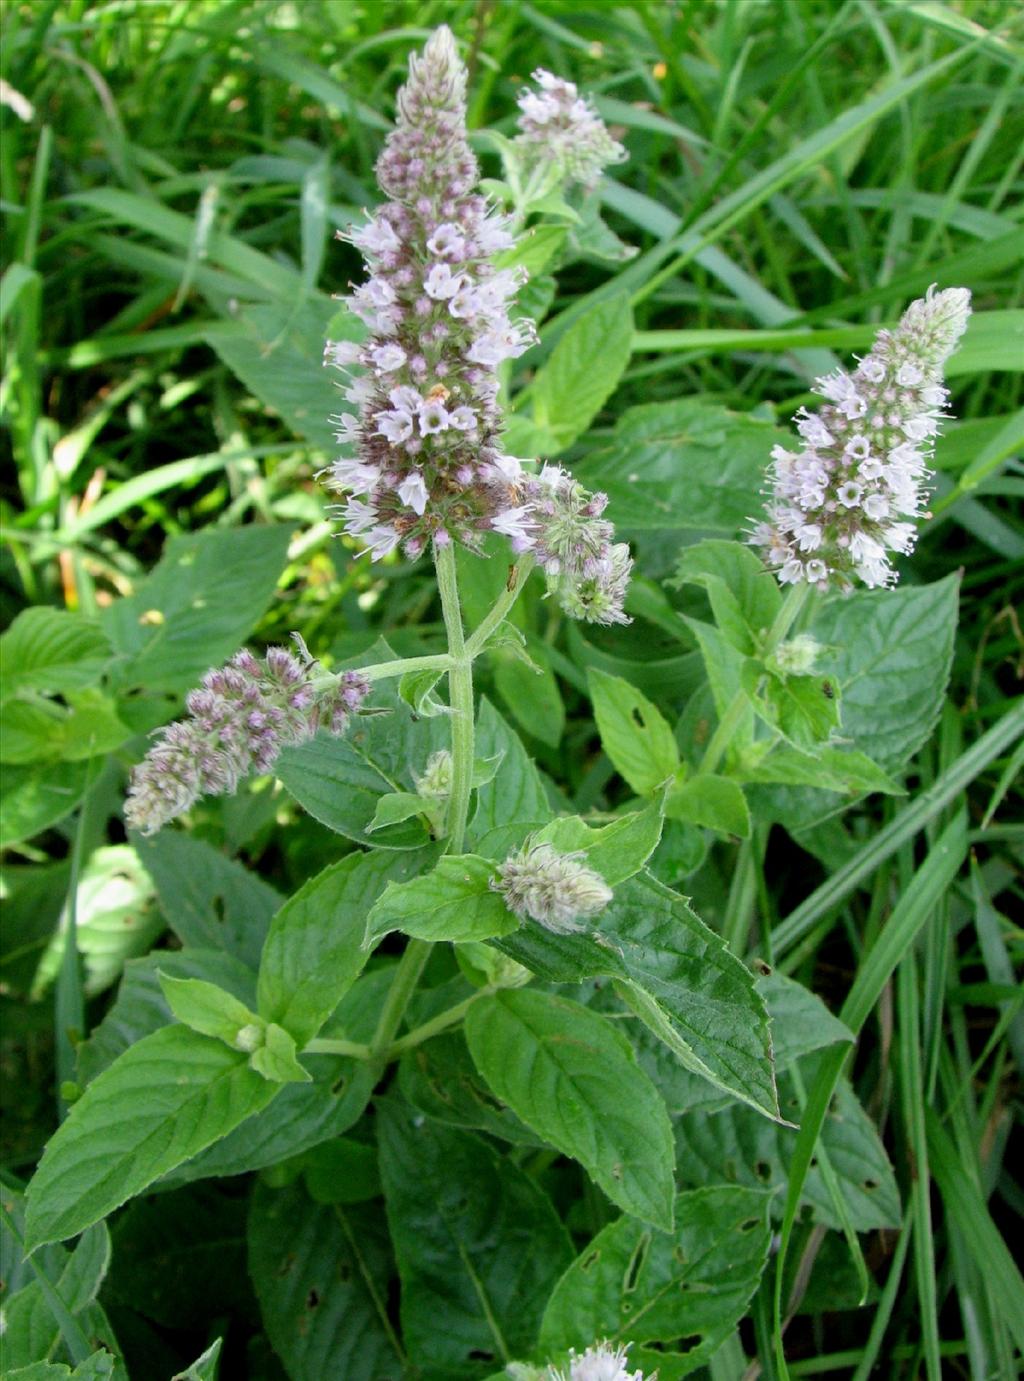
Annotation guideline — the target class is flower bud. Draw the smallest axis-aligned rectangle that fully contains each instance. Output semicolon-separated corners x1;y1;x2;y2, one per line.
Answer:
494;842;613;933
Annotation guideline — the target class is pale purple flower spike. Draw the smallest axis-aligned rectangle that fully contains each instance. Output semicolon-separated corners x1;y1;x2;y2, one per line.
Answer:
323;28;632;626
515;69;627;190
125;647;369;835
547;1340;651;1381
751;286;972;591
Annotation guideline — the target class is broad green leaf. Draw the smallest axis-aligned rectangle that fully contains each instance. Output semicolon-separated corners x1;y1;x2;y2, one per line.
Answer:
76;950;257;1085
277;645;450;848
535;801;664;884
811;574;960;772
0;695;129;766
493;638;565;748
539;1186;771;1371
588;668;679;795
665;774;751;837
498;874;778;1120
257;849;434;1045
470;698;553;845
158;973;260;1048
0;760;93;849
577;399;789;534
757;972;853;1060
672;539;782;655
364;854;516;946
101;526;292;695
531;294;633;452
204;299;348;452
25;1026;279;1249
377;1098;574;1375
0;609;111;700
674;1061;900;1233
248;1181;402;1381
133;830;281;971
465;989;676;1229
398;1032;545;1148
738;743;902;795
105;1186;249;1331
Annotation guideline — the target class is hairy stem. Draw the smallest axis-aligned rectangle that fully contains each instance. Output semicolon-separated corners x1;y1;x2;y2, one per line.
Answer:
465;553;536;658
368;937;433;1066
698;582;813;776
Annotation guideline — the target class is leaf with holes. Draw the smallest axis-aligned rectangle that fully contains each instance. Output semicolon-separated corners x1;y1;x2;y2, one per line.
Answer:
588;668;679;796
248;1179;402;1381
538;1186;772;1372
464;989;676;1229
376;1098;574;1377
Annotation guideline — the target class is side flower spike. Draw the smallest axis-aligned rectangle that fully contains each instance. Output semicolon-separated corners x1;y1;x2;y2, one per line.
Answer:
750;286;971;591
124;646;369;835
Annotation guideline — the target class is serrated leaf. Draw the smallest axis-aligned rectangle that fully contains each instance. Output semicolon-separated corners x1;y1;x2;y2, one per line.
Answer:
672;539;782;655
377;1099;574;1375
249;1022;311;1084
498;874;778;1120
0;609;112;700
364;854;516;946
534;801;664;885
101;526;292;695
25;1026;279;1248
532;295;633;452
674;1061;900;1232
158;973;259;1047
750;667;841;748
464;989;676;1229
539;1186;771;1372
665;773;752;837
588;667;679;795
248;1181;402;1381
257;849;432;1045
577;399;790;534
277;645;450;847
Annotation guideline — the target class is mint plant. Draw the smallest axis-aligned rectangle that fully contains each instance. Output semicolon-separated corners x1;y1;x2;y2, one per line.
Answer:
3;11;1018;1381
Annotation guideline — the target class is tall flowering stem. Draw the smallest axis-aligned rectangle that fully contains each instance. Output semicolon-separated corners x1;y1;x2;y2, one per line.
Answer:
434;541;474;853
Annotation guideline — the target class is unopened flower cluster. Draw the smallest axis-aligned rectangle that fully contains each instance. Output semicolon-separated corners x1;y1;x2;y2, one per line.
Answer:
516;69;627;190
751;286;971;590
325;28;631;624
495;841;613;933
125;647;369;835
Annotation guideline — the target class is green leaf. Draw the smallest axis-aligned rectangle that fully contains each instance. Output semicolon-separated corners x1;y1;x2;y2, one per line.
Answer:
364;855;516;946
25;1026;279;1249
665;774;751;837
397;1032;545;1148
810;574;960;772
248;1180;403;1381
249;1023;311;1084
204;299;349;452
0;760;92;849
377;1098;574;1375
749;667;842;749
534;801;665;884
530;294;633;452
493;638;565;748
469;698;553;846
158;973;260;1048
464;989;676;1229
674;1061;900;1233
588;668;679;795
366;791;432;832
577;399;789;534
101;526;292;695
672;539;782;655
398;665;448;717
539;1186;771;1371
738;743;902;795
300;1138;380;1205
133;831;281;971
0;695;129;766
171;1340;222;1381
0;610;111;700
257;850;432;1046
277;646;450;848
498;874;778;1120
